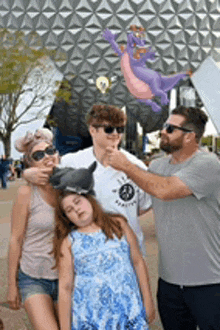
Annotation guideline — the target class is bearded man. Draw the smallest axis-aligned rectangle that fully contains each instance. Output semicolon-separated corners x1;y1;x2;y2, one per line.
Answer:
106;106;220;330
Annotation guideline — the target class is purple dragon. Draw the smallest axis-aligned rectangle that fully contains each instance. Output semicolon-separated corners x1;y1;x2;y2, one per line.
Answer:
103;27;190;112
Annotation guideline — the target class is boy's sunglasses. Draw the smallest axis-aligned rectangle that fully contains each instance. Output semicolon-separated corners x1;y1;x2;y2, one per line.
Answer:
93;125;125;134
31;146;57;161
162;123;193;134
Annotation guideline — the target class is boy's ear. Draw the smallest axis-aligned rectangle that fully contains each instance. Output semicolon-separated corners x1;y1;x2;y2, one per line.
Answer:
89;125;95;136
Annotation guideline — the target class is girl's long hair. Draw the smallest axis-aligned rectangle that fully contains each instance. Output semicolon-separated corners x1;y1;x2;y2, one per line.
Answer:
53;191;127;268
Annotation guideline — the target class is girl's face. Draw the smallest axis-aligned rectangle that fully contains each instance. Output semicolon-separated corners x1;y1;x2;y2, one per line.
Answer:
30;141;59;171
61;194;94;231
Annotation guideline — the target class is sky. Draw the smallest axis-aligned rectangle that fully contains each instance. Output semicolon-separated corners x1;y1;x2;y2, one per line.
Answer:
0;58;63;160
204;116;218;136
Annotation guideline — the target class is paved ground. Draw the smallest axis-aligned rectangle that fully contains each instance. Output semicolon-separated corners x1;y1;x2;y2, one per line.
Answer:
0;179;163;330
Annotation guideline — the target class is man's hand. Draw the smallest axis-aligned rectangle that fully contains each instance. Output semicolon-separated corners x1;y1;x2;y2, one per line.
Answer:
23;167;51;186
105;147;130;172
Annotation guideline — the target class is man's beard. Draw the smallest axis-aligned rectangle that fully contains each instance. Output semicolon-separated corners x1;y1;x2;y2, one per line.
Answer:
160;139;183;154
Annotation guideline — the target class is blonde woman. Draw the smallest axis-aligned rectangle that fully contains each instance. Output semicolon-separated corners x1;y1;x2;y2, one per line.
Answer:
7;129;60;330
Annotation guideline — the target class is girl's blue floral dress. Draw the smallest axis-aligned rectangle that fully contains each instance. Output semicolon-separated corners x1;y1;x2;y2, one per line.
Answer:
68;229;149;330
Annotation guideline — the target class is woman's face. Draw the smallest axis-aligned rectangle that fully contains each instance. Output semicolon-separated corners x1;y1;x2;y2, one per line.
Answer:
61;194;94;230
29;141;59;171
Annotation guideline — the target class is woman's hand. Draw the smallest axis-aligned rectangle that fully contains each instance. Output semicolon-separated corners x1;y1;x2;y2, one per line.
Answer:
7;284;21;310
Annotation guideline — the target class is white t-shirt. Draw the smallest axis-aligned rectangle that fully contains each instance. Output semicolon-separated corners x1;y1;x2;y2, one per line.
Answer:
61;147;152;255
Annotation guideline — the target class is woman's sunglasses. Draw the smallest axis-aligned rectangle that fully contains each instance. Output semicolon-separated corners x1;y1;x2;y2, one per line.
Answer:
162;123;193;134
93;125;125;134
31;146;57;161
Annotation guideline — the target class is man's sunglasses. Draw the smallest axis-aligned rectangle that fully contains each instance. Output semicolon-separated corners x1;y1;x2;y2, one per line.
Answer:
31;146;57;161
162;123;193;134
93;125;125;134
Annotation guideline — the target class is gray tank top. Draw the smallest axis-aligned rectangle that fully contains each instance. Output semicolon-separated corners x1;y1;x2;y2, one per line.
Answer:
20;185;58;279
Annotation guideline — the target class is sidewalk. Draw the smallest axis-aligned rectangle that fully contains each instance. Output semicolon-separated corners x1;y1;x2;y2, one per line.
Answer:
0;179;163;330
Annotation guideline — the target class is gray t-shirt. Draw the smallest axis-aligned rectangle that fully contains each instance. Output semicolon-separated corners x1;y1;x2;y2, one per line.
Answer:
149;151;220;286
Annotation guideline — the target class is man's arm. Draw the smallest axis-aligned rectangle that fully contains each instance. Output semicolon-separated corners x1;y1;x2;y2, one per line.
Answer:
106;147;192;201
23;167;52;185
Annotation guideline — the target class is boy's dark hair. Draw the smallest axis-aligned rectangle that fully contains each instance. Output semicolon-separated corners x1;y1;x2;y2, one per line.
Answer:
171;106;208;142
86;104;127;127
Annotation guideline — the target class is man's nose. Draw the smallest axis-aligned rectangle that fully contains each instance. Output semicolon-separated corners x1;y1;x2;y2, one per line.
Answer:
160;126;167;135
111;128;119;135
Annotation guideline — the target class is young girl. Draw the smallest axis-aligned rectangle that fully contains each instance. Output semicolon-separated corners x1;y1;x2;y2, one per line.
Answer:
51;162;155;330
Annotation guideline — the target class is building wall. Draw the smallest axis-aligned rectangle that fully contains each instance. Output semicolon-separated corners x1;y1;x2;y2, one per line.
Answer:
1;0;220;146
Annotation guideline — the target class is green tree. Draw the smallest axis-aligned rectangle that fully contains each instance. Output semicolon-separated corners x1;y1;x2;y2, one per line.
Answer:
0;29;72;158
